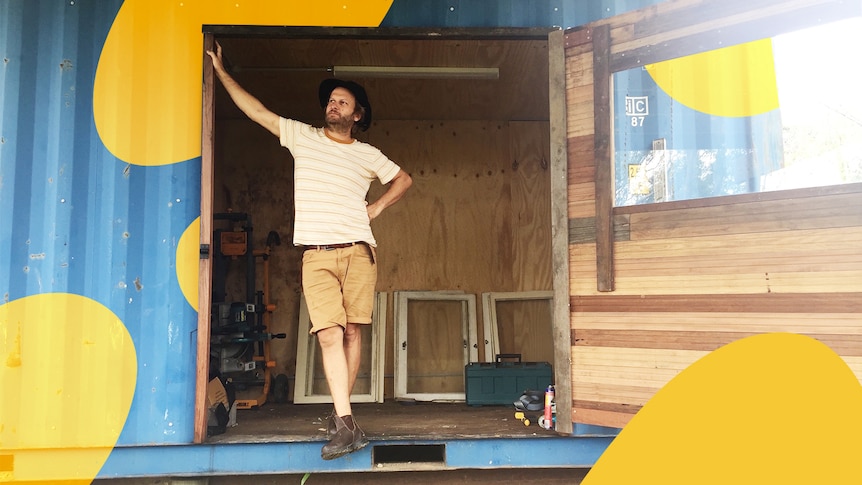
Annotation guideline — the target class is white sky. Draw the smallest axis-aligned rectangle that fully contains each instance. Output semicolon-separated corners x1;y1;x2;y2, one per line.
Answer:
772;17;862;125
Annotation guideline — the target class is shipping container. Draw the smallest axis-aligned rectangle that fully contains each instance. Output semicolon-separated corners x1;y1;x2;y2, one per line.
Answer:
2;0;861;482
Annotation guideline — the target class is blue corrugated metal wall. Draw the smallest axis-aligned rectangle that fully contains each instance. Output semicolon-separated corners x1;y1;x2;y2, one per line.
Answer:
1;0;200;448
382;0;659;29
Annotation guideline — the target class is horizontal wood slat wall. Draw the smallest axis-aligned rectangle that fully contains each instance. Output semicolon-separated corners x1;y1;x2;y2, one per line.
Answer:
563;0;862;428
569;193;862;426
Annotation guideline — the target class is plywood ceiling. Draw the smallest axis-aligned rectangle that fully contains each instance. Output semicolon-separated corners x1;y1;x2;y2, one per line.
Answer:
213;32;551;125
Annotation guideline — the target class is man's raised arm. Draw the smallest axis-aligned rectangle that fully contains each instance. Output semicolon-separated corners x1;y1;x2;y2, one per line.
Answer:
206;42;280;137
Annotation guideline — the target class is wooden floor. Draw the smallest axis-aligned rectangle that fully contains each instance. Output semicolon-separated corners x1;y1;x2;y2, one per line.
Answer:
207;400;560;444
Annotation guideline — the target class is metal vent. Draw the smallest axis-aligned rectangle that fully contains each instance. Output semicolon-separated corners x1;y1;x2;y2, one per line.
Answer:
372;444;446;469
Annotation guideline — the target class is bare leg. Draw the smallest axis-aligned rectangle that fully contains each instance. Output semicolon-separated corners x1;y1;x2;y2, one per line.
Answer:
344;323;363;395
317;326;352;417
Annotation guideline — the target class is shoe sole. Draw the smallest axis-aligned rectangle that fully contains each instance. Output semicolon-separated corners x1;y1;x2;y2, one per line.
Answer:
321;436;369;460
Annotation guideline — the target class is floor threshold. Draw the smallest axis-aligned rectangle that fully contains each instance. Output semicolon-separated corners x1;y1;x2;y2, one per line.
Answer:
96;435;613;479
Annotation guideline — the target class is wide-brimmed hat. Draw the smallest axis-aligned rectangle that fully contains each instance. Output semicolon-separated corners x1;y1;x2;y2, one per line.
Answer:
318;78;372;132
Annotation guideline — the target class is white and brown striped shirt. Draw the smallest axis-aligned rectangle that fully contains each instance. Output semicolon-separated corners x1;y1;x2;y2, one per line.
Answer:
279;117;401;247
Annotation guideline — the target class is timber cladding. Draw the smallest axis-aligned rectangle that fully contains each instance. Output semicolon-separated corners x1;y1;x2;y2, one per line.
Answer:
563;0;862;429
569;189;862;427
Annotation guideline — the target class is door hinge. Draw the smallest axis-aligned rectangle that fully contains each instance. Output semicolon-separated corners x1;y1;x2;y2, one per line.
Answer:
200;244;210;259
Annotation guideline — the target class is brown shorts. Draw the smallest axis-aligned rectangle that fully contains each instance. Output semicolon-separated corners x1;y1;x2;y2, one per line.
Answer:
301;243;377;334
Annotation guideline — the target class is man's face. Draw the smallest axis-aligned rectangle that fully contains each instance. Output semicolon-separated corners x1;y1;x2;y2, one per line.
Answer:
324;87;361;132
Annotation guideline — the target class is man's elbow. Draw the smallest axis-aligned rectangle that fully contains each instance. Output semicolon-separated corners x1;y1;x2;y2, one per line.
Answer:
397;171;413;191
402;172;413;190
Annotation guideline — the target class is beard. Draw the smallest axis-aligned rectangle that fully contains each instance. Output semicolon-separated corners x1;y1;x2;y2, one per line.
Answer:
325;111;354;134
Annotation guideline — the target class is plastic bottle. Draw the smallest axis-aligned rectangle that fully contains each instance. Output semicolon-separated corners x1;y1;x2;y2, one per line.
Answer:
543;384;555;429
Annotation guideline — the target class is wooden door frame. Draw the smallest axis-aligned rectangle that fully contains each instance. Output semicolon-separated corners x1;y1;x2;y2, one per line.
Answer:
548;28;573;434
195;33;216;443
196;25;570;441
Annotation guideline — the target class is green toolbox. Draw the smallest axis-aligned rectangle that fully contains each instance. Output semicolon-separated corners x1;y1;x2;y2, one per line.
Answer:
465;354;553;406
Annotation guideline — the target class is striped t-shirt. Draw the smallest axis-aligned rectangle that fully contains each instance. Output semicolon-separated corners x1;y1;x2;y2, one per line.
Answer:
279;117;401;247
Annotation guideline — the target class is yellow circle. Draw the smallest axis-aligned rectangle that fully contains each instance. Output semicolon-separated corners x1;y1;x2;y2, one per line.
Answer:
177;217;200;312
0;294;137;482
645;39;779;117
582;333;862;484
94;0;394;166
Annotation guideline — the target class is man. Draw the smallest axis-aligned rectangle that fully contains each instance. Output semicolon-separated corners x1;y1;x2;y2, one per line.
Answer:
206;43;412;460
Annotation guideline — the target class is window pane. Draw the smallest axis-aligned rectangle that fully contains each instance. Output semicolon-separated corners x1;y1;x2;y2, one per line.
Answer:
613;17;862;206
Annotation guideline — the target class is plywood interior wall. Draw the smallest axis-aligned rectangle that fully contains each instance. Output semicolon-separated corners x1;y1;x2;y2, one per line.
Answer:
563;0;862;429
213;115;553;398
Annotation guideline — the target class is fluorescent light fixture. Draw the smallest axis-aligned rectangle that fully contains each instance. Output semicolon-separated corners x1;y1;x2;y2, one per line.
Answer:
331;66;499;80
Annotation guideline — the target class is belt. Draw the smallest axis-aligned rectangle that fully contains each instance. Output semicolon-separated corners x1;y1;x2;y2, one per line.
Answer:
305;241;364;251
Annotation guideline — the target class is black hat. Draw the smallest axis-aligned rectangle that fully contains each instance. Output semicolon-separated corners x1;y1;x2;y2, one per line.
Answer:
318;78;372;132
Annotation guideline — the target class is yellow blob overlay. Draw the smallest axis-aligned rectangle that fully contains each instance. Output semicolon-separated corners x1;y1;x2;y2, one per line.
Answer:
583;333;862;485
645;38;779;117
93;0;394;167
177;217;201;312
0;294;137;483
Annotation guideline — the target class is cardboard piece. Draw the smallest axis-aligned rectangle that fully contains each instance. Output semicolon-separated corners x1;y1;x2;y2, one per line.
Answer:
207;377;229;409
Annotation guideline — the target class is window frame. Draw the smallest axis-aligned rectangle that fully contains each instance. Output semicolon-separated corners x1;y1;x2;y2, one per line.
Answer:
589;0;862;292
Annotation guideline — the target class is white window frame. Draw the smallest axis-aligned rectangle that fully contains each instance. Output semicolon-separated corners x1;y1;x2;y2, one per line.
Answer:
393;291;478;402
481;290;554;361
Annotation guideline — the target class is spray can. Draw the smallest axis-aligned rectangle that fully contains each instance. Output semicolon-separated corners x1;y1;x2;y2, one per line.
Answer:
543;384;555;430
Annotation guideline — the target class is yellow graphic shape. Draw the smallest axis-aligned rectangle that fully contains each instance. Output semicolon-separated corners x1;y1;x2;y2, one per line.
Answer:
645;38;778;117
177;217;200;311
583;333;862;485
0;294;137;483
94;0;394;167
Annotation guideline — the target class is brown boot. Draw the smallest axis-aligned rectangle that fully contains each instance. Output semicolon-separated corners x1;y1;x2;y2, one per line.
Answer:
321;414;368;460
325;409;337;438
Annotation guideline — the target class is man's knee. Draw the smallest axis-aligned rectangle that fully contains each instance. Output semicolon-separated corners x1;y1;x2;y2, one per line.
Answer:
344;323;362;342
317;325;345;348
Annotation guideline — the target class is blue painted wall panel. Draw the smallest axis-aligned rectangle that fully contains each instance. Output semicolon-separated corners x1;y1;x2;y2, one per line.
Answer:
1;0;199;448
97;437;615;477
381;0;660;28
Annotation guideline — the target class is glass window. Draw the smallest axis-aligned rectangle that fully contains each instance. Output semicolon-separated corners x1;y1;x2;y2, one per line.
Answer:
613;17;862;206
